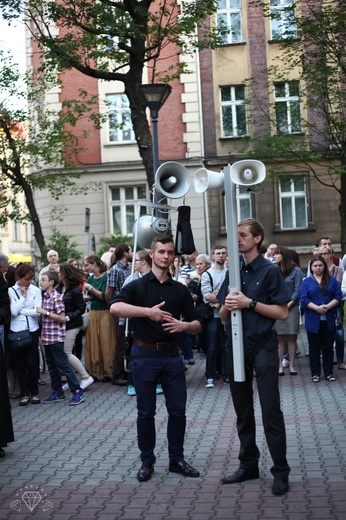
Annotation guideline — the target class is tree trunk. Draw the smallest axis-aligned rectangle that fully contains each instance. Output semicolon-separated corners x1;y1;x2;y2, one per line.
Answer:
339;151;346;256
20;177;46;260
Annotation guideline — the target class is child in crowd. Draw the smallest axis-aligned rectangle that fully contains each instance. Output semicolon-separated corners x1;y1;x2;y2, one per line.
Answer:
36;271;85;406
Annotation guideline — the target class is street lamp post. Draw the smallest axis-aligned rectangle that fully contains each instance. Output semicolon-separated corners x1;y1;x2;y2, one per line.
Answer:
136;83;172;213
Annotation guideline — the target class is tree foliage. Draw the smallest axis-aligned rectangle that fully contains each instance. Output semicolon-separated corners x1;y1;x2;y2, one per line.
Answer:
245;0;346;252
0;50;101;259
0;0;226;188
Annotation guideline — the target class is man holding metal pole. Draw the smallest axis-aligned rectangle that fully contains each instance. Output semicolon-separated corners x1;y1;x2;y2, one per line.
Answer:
218;218;291;495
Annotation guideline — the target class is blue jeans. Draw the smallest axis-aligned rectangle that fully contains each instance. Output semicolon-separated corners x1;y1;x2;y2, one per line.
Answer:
178;331;194;361
307;322;335;377
131;345;187;464
44;342;81;392
205;317;228;379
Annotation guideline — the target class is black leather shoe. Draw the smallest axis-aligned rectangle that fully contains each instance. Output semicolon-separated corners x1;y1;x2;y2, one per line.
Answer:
221;467;259;484
272;476;289;495
0;448;5;458
169;459;200;477
137;462;154;482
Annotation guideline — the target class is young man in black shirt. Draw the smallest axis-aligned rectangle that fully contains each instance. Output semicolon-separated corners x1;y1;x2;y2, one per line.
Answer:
219;218;291;495
110;234;202;482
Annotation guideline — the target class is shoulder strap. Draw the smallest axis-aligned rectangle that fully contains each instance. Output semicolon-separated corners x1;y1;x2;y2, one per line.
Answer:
206;270;213;291
11;287;30;328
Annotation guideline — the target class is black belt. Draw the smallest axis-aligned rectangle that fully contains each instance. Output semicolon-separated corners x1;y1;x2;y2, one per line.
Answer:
134;340;177;351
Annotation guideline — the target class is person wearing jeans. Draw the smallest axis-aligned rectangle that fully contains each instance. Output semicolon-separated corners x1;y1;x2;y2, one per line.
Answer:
36;271;85;406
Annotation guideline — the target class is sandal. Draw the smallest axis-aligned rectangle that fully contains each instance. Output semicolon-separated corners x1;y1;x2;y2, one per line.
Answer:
19;396;30;406
31;395;41;405
326;375;336;382
312;376;320;383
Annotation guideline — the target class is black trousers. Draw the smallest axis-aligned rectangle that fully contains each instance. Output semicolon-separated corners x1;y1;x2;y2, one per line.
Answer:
228;336;290;477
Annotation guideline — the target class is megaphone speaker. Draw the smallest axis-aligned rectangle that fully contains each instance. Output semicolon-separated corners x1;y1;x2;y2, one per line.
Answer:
230;160;266;186
155;161;190;199
134;215;170;249
194;168;224;193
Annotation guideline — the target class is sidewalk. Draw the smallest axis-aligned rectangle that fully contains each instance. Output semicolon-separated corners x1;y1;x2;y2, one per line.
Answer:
1;329;346;520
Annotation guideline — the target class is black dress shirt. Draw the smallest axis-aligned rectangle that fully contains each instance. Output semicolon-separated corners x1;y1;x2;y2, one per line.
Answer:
218;254;291;353
111;271;202;343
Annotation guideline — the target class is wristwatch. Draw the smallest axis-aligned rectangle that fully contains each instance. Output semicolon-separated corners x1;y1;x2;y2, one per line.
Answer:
66;316;70;322
46;311;50;317
249;300;257;311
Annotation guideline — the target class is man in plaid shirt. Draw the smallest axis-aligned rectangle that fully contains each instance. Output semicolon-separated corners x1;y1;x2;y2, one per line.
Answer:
36;271;85;406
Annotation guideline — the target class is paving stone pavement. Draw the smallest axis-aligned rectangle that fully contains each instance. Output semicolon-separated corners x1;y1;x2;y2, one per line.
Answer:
1;329;346;520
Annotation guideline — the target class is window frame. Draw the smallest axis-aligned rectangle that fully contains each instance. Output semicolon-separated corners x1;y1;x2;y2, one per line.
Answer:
278;176;308;230
274;81;302;135
109;184;147;236
107;93;136;144
270;0;297;40
220;85;248;138
216;0;243;45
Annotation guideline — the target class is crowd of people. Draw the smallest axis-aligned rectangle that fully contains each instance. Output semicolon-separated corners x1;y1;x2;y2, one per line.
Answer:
1;224;346;496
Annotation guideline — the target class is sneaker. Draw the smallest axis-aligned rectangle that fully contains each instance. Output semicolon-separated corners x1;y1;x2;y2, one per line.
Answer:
69;390;85;406
188;359;195;365
205;378;214;388
282;357;290;368
156;384;163;395
80;376;94;390
43;391;65;404
128;385;136;396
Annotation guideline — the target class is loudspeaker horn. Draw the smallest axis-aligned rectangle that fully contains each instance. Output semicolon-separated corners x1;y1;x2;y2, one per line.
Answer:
134;215;170;249
194;168;224;193
155;161;190;199
230;160;266;186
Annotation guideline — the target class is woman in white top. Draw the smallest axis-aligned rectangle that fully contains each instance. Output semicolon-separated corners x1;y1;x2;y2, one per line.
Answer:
9;264;42;406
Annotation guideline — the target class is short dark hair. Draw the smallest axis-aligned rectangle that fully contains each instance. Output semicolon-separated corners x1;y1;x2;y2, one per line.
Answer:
16;264;35;279
42;270;59;286
150;234;174;251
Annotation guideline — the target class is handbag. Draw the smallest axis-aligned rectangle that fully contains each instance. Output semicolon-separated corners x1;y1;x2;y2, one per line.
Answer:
8;288;33;351
196;302;214;323
8;328;32;351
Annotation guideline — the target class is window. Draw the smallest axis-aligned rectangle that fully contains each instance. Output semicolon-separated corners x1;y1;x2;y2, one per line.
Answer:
220;85;247;137
270;0;297;40
107;94;135;143
279;177;307;229
236;186;252;220
274;81;301;134
111;185;147;235
12;222;21;242
221;186;252;233
216;0;242;44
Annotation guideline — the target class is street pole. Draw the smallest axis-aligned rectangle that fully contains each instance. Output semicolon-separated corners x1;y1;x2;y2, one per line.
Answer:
223;166;245;382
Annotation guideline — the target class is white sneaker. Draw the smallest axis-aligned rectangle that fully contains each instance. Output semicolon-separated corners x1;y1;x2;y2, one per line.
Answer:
80;376;94;390
62;383;69;391
282;357;290;368
205;378;214;388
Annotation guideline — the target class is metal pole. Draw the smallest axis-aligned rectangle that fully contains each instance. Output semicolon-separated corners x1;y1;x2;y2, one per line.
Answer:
223;165;245;382
151;113;163;218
